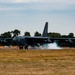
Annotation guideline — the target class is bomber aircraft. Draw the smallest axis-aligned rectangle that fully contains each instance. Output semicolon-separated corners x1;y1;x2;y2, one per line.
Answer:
0;22;75;49
13;22;51;49
0;22;51;49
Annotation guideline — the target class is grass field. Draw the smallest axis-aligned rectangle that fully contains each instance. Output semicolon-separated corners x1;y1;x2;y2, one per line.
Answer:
0;48;75;75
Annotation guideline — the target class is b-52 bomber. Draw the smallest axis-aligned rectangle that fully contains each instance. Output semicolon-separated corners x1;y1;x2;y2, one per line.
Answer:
0;22;51;49
0;22;75;49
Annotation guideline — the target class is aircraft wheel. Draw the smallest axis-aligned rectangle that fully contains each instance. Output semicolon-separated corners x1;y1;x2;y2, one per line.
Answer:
25;44;28;49
19;45;23;49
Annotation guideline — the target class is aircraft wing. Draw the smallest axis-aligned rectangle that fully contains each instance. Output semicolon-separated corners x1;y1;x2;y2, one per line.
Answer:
50;38;75;47
13;36;51;45
50;38;75;42
0;38;13;46
25;37;51;44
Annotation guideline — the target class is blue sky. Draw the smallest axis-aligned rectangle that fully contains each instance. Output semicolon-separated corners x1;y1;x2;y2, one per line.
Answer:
0;0;75;36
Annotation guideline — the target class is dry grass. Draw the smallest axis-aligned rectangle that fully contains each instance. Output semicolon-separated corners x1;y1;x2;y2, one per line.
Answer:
0;48;75;75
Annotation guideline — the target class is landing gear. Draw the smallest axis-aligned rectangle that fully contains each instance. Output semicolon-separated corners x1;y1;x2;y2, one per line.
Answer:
19;45;23;49
19;44;28;49
25;44;28;49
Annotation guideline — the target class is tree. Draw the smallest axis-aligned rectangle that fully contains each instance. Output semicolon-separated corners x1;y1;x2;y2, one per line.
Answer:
47;32;61;38
61;35;68;38
12;29;20;37
68;33;74;38
24;31;31;36
34;31;41;36
1;31;11;38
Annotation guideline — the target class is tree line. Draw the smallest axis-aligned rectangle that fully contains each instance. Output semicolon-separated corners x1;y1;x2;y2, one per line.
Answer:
0;29;74;38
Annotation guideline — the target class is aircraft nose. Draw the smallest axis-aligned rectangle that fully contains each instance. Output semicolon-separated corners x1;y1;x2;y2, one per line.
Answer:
13;37;18;41
13;37;16;41
48;39;52;43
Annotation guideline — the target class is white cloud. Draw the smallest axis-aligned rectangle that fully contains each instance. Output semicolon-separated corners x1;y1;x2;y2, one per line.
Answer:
0;7;22;11
0;0;40;3
0;0;75;12
0;3;75;12
0;0;75;4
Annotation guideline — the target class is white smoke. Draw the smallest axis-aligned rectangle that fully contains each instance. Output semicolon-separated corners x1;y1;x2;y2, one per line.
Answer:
39;42;61;49
47;42;61;49
28;42;61;50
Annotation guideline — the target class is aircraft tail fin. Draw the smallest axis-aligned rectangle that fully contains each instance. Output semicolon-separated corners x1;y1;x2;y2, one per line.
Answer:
42;22;48;37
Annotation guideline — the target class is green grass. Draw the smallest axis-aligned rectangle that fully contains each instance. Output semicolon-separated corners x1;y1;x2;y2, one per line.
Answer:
0;48;75;75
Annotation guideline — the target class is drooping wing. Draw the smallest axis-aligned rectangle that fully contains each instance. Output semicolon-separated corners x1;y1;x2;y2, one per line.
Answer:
50;38;75;47
25;37;51;45
0;38;13;46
